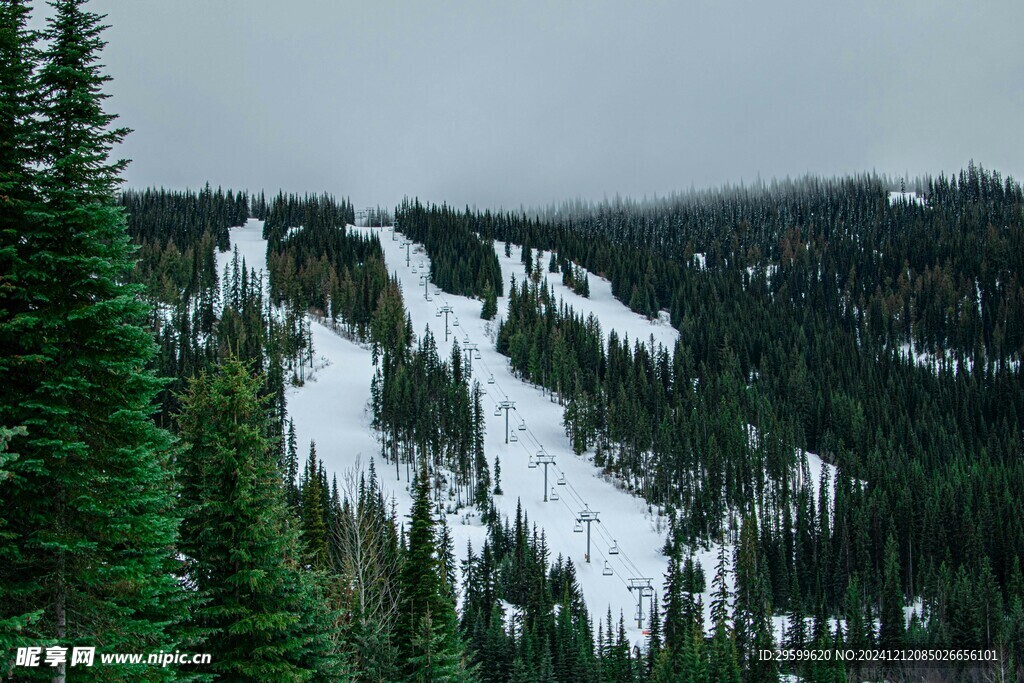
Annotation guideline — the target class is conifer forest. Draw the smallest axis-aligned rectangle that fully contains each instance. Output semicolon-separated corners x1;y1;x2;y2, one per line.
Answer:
1;1;1022;681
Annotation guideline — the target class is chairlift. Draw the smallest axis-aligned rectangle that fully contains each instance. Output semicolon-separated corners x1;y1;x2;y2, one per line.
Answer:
518;421;526;431
608;540;620;555
557;473;566;485
453;319;460;327
510;433;518;443
474;350;482;359
603;560;613;576
528;457;537;469
573;521;583;533
494;408;503;417
550;487;559;501
435;310;442;317
487;374;495;385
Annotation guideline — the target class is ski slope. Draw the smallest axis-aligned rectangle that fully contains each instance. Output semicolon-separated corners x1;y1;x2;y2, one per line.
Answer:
355;226;677;641
221;219;841;645
494;242;679;350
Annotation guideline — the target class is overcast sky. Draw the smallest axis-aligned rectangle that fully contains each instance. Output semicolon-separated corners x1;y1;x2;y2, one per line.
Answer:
33;1;1024;209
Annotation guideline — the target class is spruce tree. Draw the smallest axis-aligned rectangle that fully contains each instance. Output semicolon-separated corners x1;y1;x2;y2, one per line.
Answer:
0;1;185;678
481;282;498;320
399;463;473;681
177;360;340;681
879;532;905;648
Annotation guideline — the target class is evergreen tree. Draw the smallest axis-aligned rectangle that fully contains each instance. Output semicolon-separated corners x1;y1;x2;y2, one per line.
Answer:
399;463;473;681
481;282;498;320
0;1;186;677
177;360;340;681
879;532;905;648
300;441;330;567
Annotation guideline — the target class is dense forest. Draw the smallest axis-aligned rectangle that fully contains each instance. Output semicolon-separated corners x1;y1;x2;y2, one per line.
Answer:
394;199;504;300
408;169;1024;680
1;0;1021;681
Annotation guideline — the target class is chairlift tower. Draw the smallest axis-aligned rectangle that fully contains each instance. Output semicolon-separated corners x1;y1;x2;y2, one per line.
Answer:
462;343;480;376
436;304;454;341
495;400;515;443
576;507;600;563
401;240;412;267
419;274;431;301
627;578;655;628
535;450;556;501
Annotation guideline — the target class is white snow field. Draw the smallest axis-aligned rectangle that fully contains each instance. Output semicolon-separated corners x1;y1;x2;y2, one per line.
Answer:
222;219;840;645
493;242;679;351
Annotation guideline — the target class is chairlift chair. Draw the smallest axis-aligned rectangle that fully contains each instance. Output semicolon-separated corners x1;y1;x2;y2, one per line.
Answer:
518;421;526;431
603;561;613;576
528;457;537;469
494;408;503;417
557;473;566;485
453;319;460;327
573;521;583;533
608;540;619;555
510;433;518;443
550;487;559;501
487;374;495;384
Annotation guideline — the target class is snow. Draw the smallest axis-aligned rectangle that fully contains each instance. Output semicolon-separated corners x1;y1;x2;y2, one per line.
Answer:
221;220;674;645
355;227;675;643
888;191;925;207
495;242;679;351
219;219;849;647
217;218;269;280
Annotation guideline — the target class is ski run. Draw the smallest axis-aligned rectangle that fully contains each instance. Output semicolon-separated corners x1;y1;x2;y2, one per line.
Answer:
219;218;838;645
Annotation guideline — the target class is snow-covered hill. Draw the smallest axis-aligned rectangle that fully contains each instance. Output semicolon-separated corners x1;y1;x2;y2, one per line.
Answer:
221;219;841;645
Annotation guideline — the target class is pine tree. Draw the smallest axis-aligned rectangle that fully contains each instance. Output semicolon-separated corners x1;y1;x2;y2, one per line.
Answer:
399;463;473;681
481;282;498;320
0;1;186;678
177;360;340;681
300;441;330;567
493;454;503;495
879;532;905;648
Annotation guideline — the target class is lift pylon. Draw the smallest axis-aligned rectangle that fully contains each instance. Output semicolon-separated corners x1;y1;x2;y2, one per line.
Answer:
627;578;655;628
576;507;600;562
535;450;556;501
436;304;454;341
495;400;516;443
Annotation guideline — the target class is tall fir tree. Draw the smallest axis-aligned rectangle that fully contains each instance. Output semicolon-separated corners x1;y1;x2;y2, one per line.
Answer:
0;1;185;679
177;360;341;681
398;462;475;682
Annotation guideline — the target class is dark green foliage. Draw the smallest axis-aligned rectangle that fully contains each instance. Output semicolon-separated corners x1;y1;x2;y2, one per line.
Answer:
177;360;341;681
480;282;498;320
0;2;187;678
266;193;387;341
370;324;490;514
462;504;600;683
399;465;475;682
394;199;503;299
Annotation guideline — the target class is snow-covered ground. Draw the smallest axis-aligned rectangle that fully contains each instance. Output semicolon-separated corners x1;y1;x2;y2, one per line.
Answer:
887;190;925;207
494;242;679;351
358;227;678;641
221;219;845;645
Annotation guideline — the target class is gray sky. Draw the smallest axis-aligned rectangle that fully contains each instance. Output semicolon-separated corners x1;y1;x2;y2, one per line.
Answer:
35;1;1024;209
